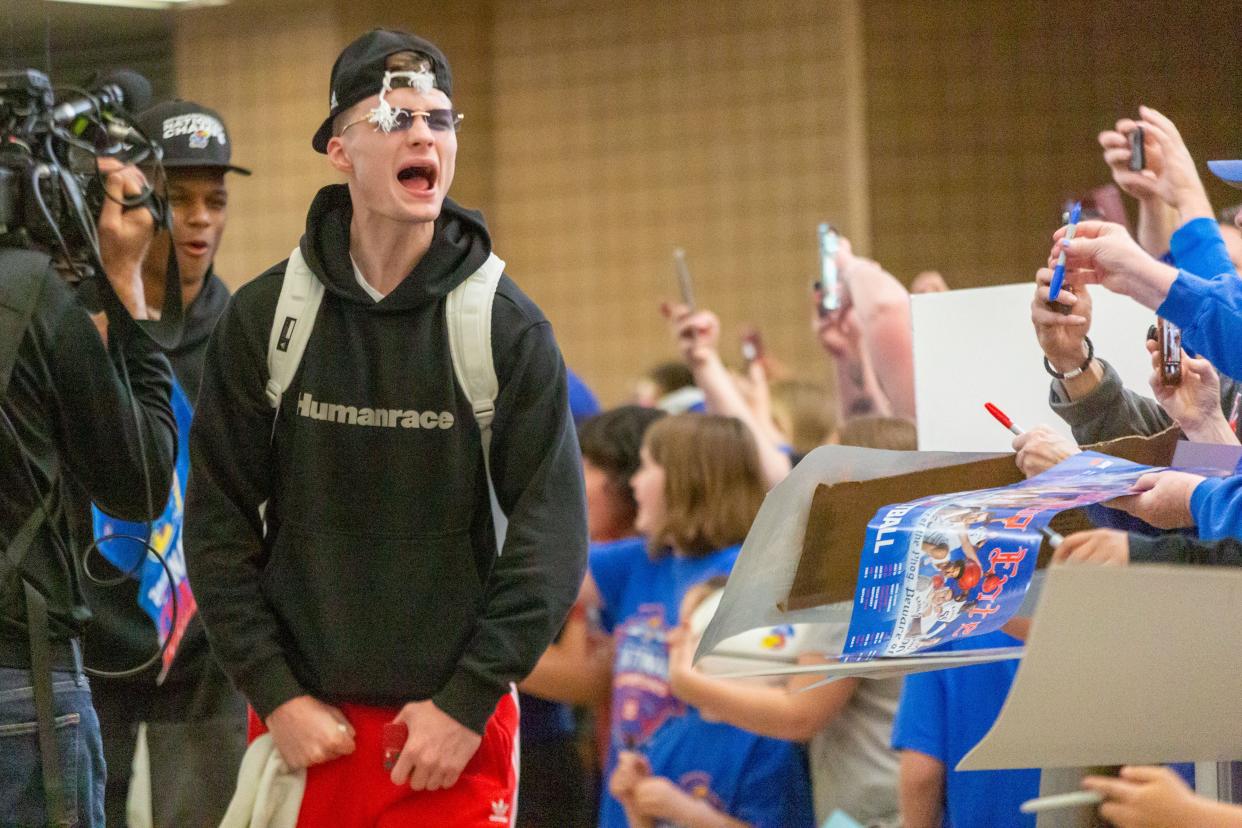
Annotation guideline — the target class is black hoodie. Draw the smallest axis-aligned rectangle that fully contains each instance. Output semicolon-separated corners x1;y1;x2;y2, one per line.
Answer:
185;185;588;733
83;270;236;715
0;252;175;667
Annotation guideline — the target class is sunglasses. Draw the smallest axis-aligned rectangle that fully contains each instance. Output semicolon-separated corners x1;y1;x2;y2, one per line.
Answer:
340;108;464;136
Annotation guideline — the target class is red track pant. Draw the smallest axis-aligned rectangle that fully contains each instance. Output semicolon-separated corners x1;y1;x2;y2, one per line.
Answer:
248;689;519;828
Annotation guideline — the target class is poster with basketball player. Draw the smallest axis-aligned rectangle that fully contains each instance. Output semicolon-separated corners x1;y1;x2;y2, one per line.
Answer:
842;452;1163;658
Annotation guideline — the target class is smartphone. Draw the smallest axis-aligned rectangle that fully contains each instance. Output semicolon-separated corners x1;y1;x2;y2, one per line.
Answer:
382;721;408;770
672;247;695;309
817;223;841;317
1157;317;1182;386
1129;126;1145;172
740;327;765;366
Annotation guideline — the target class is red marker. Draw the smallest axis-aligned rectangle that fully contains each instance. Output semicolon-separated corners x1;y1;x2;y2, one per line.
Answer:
984;402;1024;436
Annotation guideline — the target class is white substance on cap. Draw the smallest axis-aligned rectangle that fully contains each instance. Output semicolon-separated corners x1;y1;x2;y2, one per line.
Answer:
369;69;437;132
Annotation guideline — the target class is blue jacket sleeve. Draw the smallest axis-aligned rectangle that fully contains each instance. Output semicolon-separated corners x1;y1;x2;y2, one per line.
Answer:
1157;268;1242;379
1190;476;1242;541
1169;217;1237;283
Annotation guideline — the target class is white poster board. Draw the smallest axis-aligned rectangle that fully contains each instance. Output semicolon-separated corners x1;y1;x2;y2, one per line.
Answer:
912;283;1157;452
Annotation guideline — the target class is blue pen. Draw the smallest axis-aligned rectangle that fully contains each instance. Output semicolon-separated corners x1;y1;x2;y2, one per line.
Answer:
1049;201;1082;302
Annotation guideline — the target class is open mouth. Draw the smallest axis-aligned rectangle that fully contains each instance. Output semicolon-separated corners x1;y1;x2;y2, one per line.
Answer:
180;240;210;256
397;164;436;193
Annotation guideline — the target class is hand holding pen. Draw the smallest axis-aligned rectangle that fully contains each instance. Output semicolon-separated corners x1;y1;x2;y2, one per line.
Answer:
1043;220;1179;312
987;404;1082;478
1048;201;1082;302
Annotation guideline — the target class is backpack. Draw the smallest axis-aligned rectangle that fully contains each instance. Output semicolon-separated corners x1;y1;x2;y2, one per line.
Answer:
264;245;509;551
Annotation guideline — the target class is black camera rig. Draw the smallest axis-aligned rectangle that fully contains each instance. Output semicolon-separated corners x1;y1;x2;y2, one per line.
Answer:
0;67;163;275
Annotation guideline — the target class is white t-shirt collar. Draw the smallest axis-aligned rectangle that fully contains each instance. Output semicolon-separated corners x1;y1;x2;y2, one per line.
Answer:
350;255;387;303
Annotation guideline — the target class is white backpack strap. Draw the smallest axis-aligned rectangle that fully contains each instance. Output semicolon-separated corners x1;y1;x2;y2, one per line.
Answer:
266;245;325;411
446;253;507;553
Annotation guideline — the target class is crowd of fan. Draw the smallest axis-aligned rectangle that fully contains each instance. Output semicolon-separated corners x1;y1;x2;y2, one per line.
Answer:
512;105;1242;828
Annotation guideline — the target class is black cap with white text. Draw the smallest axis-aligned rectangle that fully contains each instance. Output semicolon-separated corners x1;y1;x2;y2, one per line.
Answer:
137;99;251;175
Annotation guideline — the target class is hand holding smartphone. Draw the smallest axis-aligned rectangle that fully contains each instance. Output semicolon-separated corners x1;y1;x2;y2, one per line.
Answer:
673;247;695;309
382;721;408;770
1147;318;1182;386
1129;125;1145;172
817;223;842;317
740;327;765;367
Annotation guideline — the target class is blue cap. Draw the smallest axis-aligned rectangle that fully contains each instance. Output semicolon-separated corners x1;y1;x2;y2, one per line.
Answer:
1208;160;1242;189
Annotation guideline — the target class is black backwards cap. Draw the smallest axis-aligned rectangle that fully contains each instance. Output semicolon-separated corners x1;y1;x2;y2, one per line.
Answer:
138;99;251;175
312;28;453;154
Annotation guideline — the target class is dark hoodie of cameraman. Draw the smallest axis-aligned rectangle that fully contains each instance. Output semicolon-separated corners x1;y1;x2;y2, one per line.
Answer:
0;164;176;826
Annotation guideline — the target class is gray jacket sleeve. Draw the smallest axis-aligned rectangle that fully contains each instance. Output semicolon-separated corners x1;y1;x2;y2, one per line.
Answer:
1129;533;1242;567
1049;358;1242;445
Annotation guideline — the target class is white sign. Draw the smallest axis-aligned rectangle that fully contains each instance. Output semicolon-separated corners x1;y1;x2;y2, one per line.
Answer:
913;283;1157;452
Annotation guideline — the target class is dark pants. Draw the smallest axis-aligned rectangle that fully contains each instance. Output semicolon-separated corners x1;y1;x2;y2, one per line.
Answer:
93;675;246;827
517;736;592;827
0;664;105;827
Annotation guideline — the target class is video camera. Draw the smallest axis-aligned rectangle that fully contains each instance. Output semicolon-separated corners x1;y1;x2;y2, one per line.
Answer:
0;67;163;275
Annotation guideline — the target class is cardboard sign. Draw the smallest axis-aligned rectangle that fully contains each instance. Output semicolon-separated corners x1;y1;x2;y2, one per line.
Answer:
784;428;1178;611
960;565;1242;770
694;429;1179;678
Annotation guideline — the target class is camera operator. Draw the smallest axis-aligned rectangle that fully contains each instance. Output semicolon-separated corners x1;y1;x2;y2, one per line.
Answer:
0;159;176;825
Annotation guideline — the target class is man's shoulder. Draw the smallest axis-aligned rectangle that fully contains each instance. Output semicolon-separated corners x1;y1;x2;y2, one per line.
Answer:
0;248;62;312
229;259;292;315
492;271;549;332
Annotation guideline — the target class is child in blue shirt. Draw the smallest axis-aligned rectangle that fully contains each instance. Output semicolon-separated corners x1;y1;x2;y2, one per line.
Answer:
593;414;815;828
891;631;1038;828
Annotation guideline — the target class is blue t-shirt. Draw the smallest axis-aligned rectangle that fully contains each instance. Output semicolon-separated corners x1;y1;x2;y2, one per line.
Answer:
891;632;1038;828
591;537;815;828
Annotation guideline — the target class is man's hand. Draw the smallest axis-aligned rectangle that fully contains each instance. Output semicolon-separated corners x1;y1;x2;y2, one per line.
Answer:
1084;765;1218;828
1138;108;1215;220
662;302;721;368
1108;471;1204;529
1030;269;1091;372
609;750;652;804
631;776;690;821
389;700;483;791
1099;108;1213;221
665;623;698;699
1051;221;1179;311
265;695;356;770
1012;425;1081;478
96;159;155;320
1052;529;1131;566
813;301;861;361
812;233;861;359
1100;117;1168;204
1146;340;1237;443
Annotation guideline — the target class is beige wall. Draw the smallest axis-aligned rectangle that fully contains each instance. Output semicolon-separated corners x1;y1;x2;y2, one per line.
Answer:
861;1;1242;289
173;0;866;405
173;1;1242;405
487;0;868;404
174;0;340;285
